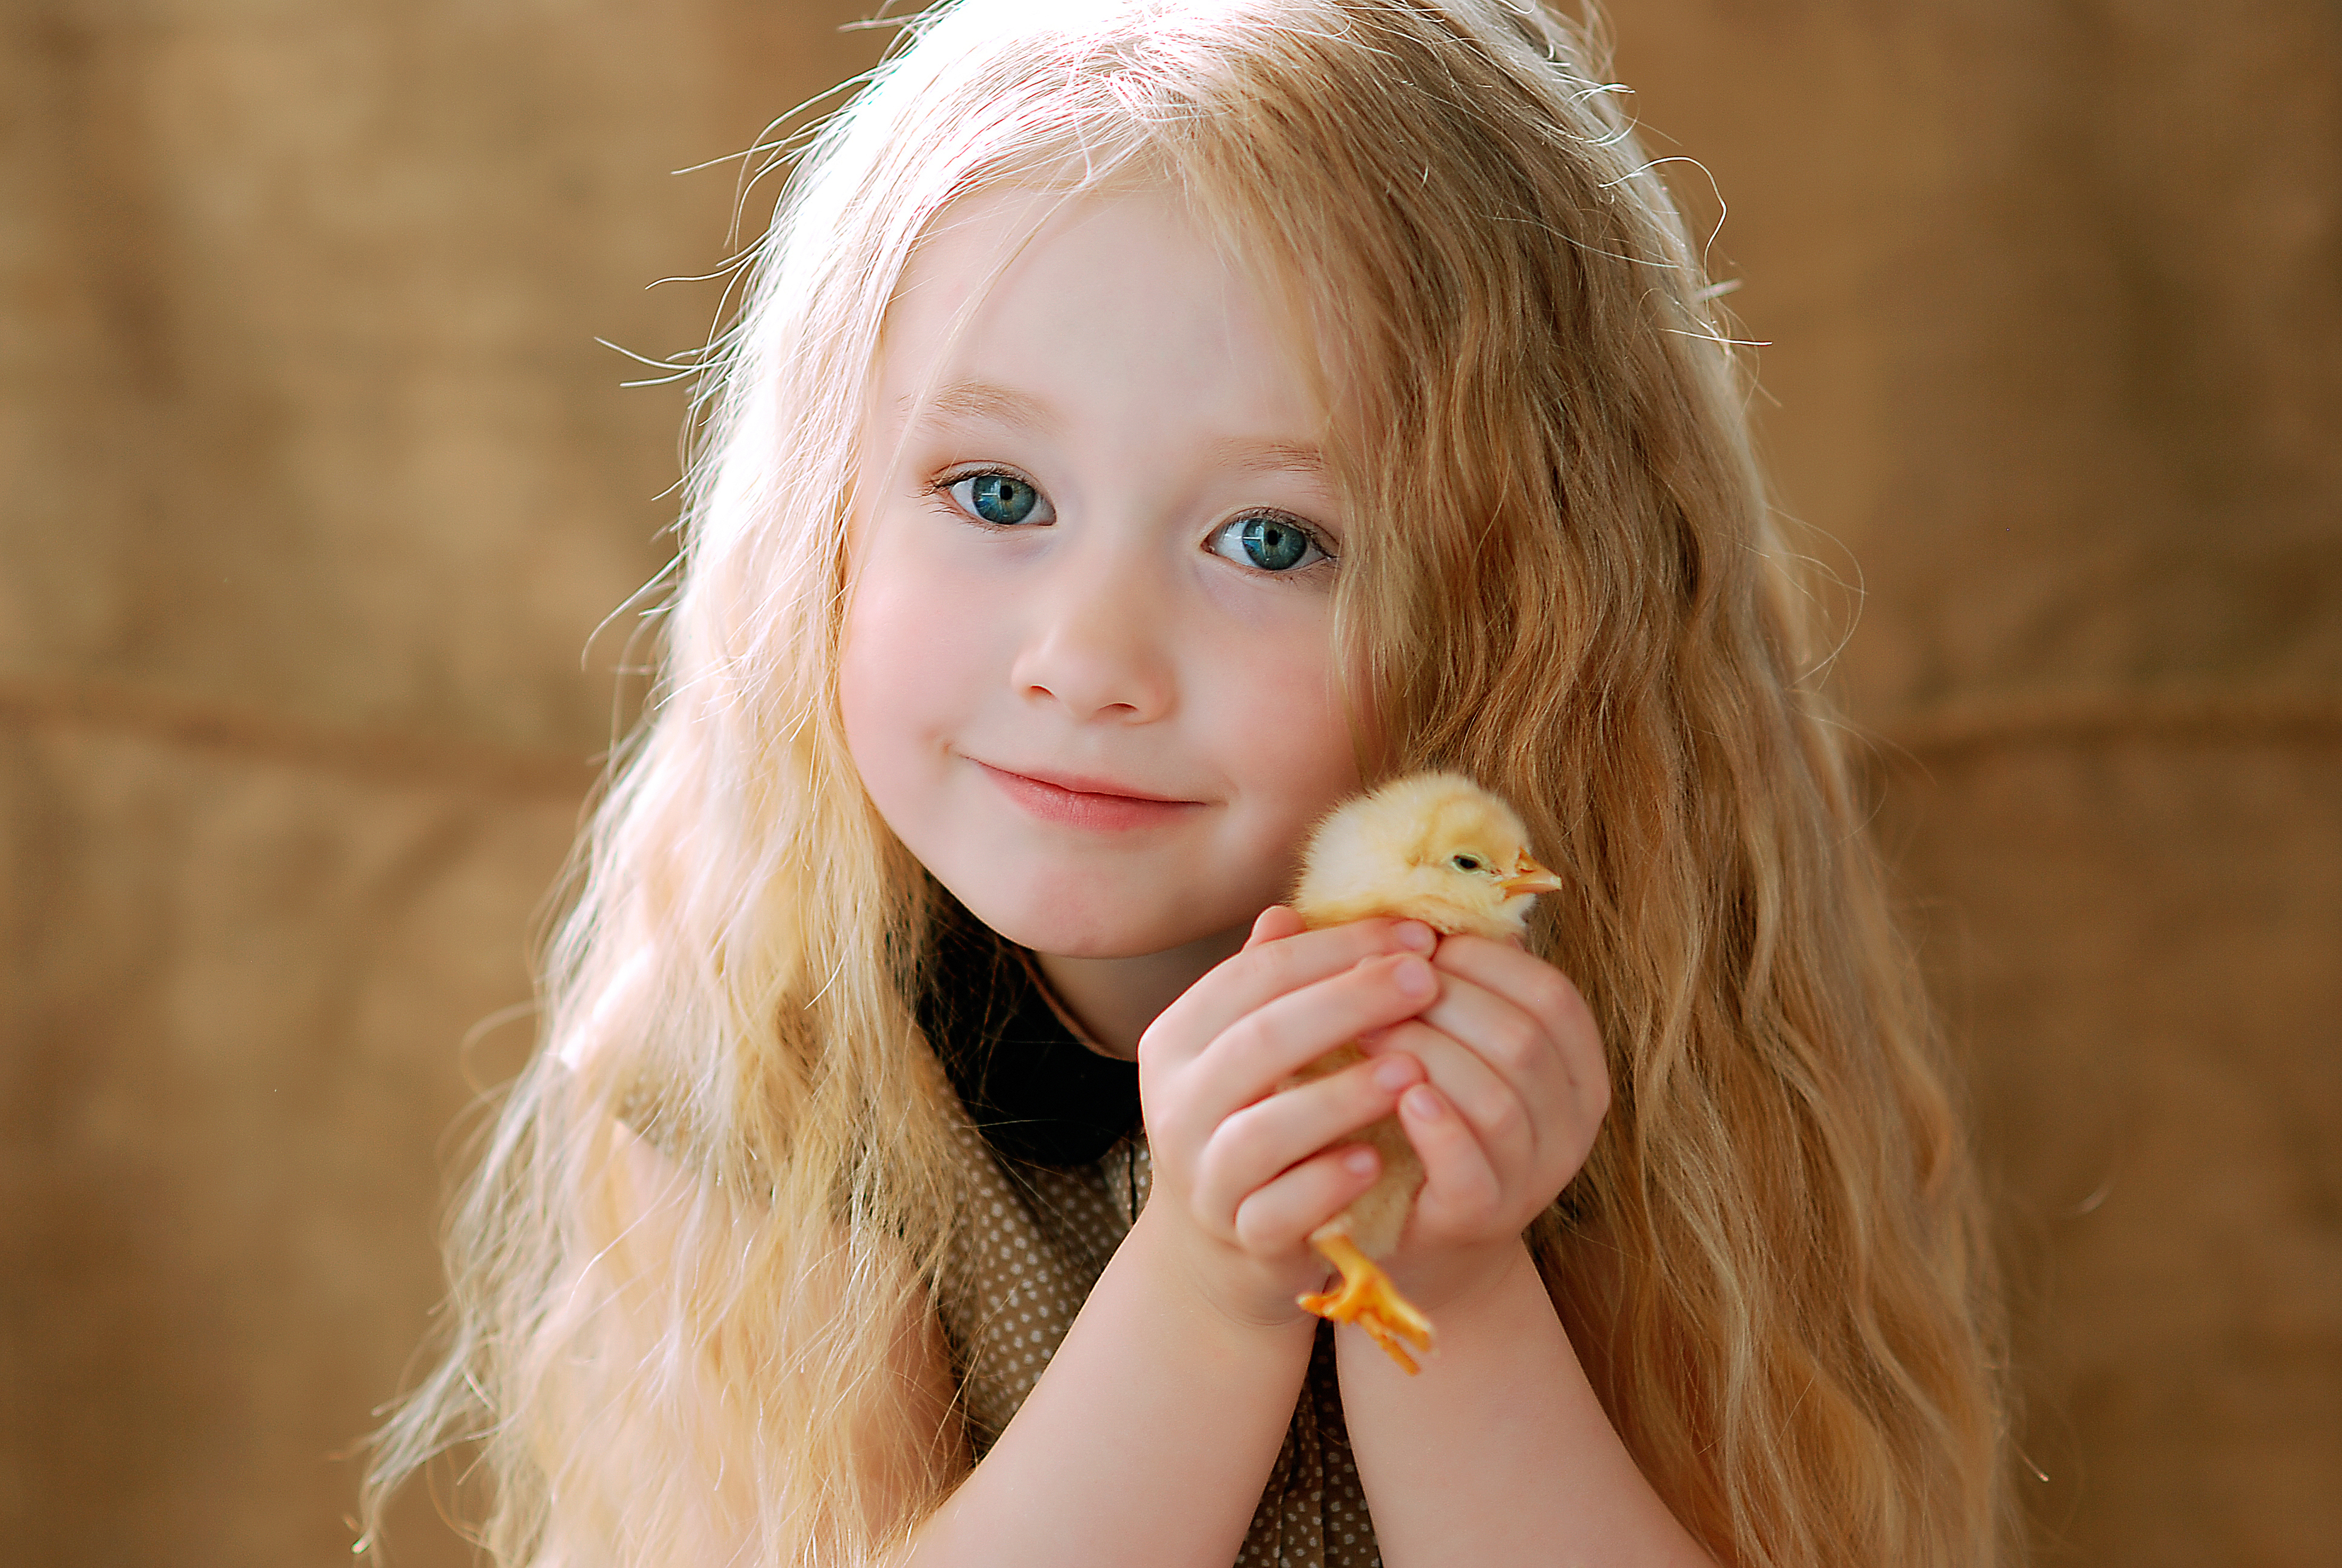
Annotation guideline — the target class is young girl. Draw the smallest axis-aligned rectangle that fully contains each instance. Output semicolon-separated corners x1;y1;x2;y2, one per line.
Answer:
368;2;2013;1564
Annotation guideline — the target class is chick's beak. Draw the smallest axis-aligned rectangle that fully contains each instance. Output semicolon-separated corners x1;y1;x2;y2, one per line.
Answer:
1499;855;1563;897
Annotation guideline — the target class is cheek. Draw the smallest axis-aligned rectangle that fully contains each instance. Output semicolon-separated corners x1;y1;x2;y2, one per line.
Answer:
1204;627;1363;833
838;532;964;795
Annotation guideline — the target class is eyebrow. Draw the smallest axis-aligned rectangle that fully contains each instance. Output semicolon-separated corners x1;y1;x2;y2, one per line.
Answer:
903;380;1327;476
900;380;1055;437
1208;437;1326;477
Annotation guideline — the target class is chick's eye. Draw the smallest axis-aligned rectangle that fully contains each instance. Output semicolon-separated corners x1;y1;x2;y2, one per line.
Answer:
1208;513;1328;573
944;471;1048;527
1450;854;1484;873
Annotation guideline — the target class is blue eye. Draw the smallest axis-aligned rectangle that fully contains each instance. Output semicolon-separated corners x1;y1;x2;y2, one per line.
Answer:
947;472;1047;526
1209;513;1328;573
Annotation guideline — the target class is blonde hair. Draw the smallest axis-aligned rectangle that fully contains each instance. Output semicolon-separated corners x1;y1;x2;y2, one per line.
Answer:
367;2;2013;1564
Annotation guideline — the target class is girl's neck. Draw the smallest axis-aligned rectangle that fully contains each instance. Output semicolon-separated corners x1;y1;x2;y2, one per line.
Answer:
1032;923;1251;1060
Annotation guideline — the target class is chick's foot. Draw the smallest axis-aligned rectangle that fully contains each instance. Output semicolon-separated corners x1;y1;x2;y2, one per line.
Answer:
1298;1233;1435;1374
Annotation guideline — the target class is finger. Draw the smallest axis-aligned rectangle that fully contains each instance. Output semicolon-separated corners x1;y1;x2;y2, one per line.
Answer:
1141;919;1435;1070
1182;952;1439;1116
1409;967;1572;1127
1244;905;1308;948
1430;936;1606;1104
1359;1012;1530;1176
1191;1053;1423;1222
1397;1083;1505;1233
1228;1142;1384;1256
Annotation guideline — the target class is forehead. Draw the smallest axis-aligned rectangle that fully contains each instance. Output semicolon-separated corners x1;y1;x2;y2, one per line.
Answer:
873;184;1332;437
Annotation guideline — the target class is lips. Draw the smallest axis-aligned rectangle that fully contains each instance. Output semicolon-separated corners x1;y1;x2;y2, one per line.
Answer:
972;759;1204;832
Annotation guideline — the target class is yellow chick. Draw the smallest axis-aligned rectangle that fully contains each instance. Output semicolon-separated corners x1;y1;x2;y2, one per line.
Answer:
1285;772;1562;1373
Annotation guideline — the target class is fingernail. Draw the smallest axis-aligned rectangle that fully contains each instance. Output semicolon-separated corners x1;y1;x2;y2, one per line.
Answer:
1374;1056;1417;1092
1345;1147;1379;1176
1392;956;1435;997
1395;921;1435;953
1404;1085;1443;1119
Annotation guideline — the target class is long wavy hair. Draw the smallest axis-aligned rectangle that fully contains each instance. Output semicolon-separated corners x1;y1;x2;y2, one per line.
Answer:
365;2;2014;1564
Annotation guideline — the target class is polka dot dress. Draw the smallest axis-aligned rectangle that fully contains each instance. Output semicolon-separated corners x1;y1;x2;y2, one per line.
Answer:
919;895;1381;1566
934;1112;1382;1568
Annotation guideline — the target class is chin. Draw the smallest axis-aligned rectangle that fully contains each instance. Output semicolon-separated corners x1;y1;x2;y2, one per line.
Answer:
951;875;1233;962
976;902;1189;962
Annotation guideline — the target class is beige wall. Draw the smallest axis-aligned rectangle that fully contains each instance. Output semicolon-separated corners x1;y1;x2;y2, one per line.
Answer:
2;3;2334;1565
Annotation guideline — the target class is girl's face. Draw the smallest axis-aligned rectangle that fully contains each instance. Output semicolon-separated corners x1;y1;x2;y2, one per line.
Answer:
842;186;1362;966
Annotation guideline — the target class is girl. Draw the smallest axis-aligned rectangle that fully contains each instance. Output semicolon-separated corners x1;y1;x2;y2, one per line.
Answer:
367;2;2013;1565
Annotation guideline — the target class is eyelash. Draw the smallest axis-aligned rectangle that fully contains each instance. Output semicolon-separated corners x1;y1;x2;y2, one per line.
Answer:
930;466;1337;578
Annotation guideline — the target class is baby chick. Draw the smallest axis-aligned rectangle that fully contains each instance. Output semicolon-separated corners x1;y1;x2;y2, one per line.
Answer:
1284;772;1562;1373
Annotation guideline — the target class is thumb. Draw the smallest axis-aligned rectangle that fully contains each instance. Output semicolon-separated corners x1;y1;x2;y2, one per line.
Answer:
1245;904;1306;948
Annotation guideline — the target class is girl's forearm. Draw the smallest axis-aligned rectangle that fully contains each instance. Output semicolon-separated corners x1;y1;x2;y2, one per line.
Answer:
1339;1244;1717;1568
904;1205;1316;1568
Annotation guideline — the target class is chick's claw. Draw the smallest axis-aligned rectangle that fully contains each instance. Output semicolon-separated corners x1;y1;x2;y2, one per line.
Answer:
1298;1233;1435;1375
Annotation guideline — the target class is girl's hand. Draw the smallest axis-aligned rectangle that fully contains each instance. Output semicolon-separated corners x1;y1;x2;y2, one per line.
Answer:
1133;907;1438;1330
1359;933;1610;1314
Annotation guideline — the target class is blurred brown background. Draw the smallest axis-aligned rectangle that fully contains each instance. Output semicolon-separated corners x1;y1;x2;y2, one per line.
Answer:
2;2;2334;1565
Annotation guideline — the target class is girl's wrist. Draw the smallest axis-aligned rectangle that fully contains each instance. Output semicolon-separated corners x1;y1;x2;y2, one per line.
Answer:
1125;1199;1327;1349
1341;1238;1571;1396
1391;1233;1540;1323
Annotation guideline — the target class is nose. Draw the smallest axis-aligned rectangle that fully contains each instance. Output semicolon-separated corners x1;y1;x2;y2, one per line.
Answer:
1008;535;1176;723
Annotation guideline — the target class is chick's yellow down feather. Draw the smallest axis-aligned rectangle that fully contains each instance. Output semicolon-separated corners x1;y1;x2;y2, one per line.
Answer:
1283;772;1561;1373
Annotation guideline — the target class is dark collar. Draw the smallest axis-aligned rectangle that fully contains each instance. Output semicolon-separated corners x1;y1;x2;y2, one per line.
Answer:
918;897;1143;1169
